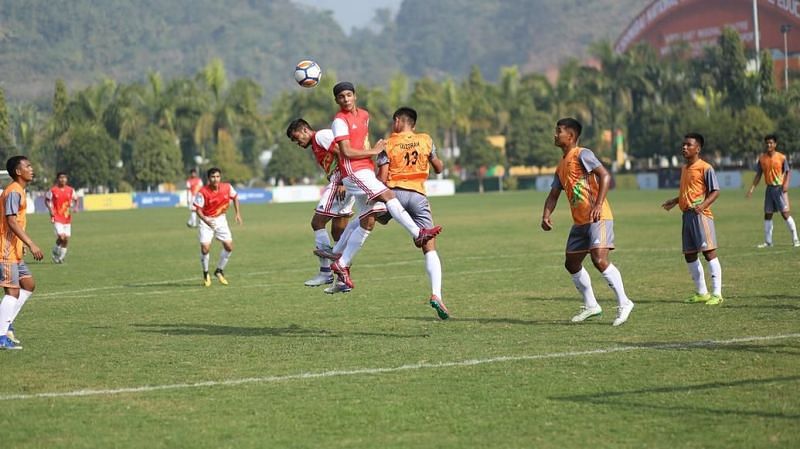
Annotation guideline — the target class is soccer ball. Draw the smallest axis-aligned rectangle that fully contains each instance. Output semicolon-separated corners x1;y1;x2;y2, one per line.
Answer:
294;60;322;88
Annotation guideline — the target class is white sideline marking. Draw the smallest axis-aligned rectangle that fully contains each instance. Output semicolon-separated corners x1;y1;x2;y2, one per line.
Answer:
1;333;798;402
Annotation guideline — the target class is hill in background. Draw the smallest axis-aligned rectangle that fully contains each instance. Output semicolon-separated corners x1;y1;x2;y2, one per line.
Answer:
0;0;648;104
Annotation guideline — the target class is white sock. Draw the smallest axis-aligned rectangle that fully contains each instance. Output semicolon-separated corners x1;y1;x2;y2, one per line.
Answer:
314;229;332;270
217;249;231;271
386;198;421;238
425;250;442;298
339;227;370;267
765;219;774;244
333;219;360;254
10;289;32;323
786;216;798;241
687;259;708;295
59;247;68;259
0;295;18;335
201;252;209;272
708;257;722;296
571;268;599;309
601;264;630;307
190;211;197;224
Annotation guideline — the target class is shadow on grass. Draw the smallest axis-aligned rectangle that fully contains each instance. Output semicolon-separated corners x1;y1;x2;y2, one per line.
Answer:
132;323;428;339
398;316;606;326
521;296;665;304
550;375;800;419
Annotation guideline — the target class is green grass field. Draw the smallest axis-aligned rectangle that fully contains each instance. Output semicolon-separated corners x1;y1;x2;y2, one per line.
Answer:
1;189;799;448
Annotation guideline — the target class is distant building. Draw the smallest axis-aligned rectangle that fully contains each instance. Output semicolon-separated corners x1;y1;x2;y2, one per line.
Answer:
616;0;800;89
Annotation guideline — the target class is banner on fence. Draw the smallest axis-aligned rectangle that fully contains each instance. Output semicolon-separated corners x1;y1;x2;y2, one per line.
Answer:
134;192;181;208
237;188;273;204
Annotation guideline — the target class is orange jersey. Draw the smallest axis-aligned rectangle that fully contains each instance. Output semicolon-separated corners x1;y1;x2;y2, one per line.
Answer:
46;185;75;224
380;131;435;195
553;147;613;225
193;183;237;218
186;176;203;195
332;108;372;176
679;159;719;218
756;152;789;186
0;182;27;262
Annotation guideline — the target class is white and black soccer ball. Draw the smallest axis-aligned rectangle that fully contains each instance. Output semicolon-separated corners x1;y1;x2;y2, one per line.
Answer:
294;60;322;88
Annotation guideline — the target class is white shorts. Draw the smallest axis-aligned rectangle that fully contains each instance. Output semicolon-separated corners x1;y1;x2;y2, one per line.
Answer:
316;180;355;218
343;169;389;219
343;169;389;202
198;215;233;244
54;222;72;237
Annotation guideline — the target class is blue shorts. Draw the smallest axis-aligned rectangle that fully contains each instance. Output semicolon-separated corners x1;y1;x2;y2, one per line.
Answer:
764;185;789;214
682;211;718;254
566;220;615;253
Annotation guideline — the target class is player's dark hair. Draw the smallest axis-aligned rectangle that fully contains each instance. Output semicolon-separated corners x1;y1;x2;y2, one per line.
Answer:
556;117;582;138
685;132;704;148
56;171;67;178
207;167;221;178
5;156;28;180
764;134;778;143
286;118;311;139
393;107;417;126
189;168;197;175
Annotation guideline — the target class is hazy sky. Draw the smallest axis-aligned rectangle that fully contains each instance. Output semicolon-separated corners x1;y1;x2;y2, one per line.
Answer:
293;0;402;33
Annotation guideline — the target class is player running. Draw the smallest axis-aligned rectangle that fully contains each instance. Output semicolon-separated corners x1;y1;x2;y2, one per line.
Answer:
746;134;799;248
541;118;634;326
44;172;77;264
662;133;724;305
193;167;242;287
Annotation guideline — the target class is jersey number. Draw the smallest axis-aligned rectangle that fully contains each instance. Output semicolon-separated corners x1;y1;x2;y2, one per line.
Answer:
403;150;419;166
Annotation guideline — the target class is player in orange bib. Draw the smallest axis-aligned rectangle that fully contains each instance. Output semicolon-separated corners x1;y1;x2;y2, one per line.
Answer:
44;172;77;264
376;107;449;319
0;156;44;349
186;169;204;228
193;167;242;287
662;133;724;305
745;134;798;248
541;118;634;326
327;82;441;291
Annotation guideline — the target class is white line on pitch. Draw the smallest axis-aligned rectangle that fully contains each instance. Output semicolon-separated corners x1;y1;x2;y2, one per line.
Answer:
2;333;798;402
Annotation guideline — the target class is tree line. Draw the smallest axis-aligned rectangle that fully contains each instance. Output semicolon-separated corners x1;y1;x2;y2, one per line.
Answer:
1;28;798;191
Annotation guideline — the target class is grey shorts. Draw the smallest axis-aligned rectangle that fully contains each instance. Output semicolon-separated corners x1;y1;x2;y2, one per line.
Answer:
566;220;615;253
682;211;718;254
764;185;789;214
385;188;434;229
0;261;32;289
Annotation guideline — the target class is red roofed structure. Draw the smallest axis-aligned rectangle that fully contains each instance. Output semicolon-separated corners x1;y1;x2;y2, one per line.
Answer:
615;0;800;88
